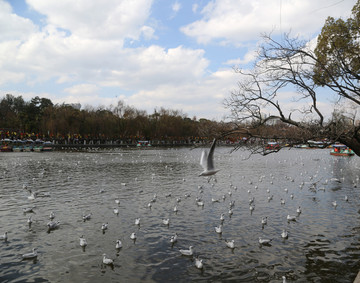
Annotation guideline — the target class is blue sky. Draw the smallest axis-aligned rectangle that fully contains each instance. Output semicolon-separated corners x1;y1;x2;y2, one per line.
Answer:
0;0;356;120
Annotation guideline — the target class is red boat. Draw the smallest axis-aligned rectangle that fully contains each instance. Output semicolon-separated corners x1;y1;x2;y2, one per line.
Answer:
330;144;354;156
265;142;280;150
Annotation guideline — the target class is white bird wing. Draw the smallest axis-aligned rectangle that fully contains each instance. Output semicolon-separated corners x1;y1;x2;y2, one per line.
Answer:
207;138;216;170
200;149;208;169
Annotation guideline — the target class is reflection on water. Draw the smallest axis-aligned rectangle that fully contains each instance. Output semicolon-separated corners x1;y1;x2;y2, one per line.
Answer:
0;147;360;282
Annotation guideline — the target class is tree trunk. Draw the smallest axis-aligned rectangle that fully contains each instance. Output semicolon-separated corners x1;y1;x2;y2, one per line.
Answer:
339;136;360;157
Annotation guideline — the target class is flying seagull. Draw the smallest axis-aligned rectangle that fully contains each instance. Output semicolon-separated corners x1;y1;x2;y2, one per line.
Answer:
199;138;219;176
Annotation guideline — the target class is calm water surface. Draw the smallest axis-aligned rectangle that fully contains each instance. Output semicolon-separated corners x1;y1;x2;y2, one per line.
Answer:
0;147;360;282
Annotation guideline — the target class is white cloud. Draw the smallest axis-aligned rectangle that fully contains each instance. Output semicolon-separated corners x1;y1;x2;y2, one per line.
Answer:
172;1;181;13
225;49;258;66
101;45;209;89
26;0;154;41
0;0;37;42
181;0;356;45
64;84;99;95
0;2;209;90
124;68;238;119
140;26;156;40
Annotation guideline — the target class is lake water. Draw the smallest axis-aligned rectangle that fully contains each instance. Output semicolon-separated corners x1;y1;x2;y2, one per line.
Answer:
0;146;360;282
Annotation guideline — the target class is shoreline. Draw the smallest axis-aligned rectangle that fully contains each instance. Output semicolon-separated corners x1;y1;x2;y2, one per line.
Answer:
1;141;241;152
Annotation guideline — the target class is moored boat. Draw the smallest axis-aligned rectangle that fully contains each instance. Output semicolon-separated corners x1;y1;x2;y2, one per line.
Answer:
42;141;54;151
33;139;44;152
330;143;354;156
0;139;13;152
137;140;151;147
308;140;326;148
265;141;280;150
23;139;34;152
12;139;25;152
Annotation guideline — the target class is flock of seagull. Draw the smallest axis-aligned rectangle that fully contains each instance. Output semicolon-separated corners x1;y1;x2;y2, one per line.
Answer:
1;138;359;282
0;139;221;267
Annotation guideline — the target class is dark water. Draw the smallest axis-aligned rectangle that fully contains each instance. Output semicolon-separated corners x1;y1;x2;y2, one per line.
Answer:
0;147;360;282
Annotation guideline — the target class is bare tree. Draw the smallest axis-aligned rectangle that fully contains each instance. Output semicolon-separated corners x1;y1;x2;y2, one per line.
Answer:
224;1;360;156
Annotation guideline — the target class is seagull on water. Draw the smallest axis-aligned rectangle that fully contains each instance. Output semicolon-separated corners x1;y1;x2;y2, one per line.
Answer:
179;246;194;256
116;239;122;249
47;220;60;230
332;200;337;208
102;254;113;265
79;235;87;247
287;215;296;221
130;232;137;240
215;224;223;234
135;218;140;225
162;218;170;226
28;190;37;200
173;206;178;213
151;193;157;203
170;233;178;244
115;199;120;205
225;239;235;249
229;200;235;208
101;223;108;231
259;237;272;245
296;206;302;214
113;208;119;215
23;207;35;213
49;211;55;220
22;248;37;259
220;213;225;222
27;216;33;227
83;213;92;221
261;217;267;226
281;229;288;239
196;199;204;206
195;257;203;269
199;138;220;176
0;231;8;241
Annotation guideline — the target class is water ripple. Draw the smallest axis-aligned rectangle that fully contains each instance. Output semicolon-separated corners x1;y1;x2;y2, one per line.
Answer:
0;149;360;282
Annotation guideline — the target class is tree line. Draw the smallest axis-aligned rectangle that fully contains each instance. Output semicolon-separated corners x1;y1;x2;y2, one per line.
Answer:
0;94;233;143
1;93;355;151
